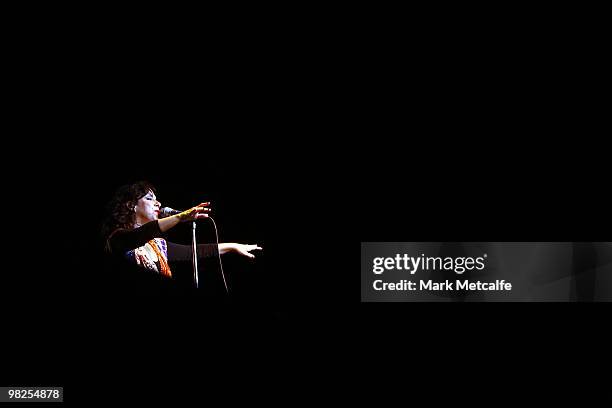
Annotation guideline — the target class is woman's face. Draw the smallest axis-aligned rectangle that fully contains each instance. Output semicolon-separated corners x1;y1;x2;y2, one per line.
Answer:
134;190;161;225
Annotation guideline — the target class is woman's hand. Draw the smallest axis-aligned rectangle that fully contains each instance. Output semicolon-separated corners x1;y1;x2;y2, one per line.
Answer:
219;243;263;259
158;202;211;232
176;202;212;222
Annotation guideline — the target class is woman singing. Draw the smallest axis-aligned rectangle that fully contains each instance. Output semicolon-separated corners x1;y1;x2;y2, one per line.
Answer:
101;181;261;291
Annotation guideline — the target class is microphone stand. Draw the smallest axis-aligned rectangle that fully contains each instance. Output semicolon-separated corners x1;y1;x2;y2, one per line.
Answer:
191;221;199;288
190;216;228;293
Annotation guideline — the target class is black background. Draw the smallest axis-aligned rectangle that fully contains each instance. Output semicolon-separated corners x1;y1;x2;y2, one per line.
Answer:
2;9;610;403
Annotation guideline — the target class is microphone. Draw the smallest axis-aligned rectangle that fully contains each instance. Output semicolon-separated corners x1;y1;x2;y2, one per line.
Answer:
159;207;181;218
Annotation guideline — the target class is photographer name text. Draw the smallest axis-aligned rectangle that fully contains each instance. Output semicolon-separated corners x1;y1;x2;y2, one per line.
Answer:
373;279;512;291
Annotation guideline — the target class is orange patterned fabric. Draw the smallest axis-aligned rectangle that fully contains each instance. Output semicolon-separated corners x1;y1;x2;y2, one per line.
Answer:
148;239;172;278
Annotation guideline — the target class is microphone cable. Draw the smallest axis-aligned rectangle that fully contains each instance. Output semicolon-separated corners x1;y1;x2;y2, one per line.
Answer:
208;215;229;294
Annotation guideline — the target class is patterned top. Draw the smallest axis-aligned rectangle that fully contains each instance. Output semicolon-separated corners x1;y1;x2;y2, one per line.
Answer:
126;238;172;277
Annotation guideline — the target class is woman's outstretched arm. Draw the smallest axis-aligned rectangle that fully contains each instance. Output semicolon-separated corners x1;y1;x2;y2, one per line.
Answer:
166;242;262;261
218;243;263;258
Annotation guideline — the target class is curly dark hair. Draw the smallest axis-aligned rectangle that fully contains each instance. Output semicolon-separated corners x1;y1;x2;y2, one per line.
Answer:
101;181;157;242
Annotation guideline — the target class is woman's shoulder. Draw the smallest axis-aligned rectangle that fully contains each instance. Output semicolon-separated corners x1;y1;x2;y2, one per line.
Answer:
106;227;132;243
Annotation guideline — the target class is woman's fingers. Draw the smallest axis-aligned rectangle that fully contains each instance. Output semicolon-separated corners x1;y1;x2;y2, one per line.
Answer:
179;203;211;220
238;248;256;258
236;244;263;258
